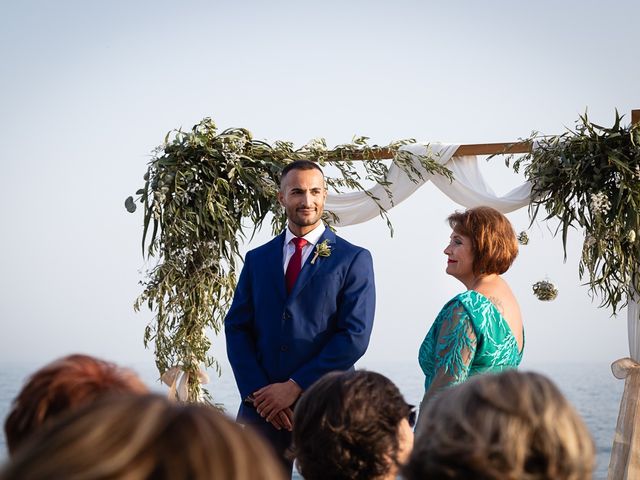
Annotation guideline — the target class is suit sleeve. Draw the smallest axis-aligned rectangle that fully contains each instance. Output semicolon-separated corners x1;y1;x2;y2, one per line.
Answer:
224;252;270;400
290;248;375;390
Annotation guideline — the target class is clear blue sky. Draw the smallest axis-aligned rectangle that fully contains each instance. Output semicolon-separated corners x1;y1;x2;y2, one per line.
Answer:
1;1;637;376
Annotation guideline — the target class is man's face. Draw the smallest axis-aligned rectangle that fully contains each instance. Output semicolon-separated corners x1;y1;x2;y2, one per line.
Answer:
278;168;327;236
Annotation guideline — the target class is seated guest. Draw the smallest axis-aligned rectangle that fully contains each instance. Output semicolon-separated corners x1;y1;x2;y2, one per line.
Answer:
404;370;595;480
1;394;285;480
4;353;147;454
292;370;414;480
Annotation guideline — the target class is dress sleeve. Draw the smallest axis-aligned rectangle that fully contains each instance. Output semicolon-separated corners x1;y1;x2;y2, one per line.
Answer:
427;301;477;394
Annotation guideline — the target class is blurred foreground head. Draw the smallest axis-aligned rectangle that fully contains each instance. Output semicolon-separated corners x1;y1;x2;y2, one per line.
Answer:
1;394;285;480
4;353;147;454
292;370;414;480
405;370;595;480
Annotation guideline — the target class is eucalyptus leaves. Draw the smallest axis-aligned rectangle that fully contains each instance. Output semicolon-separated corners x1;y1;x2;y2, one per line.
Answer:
127;117;450;401
512;111;640;313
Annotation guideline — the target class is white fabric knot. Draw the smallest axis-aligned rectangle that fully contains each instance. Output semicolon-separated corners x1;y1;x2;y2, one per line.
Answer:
161;366;210;402
611;357;640;380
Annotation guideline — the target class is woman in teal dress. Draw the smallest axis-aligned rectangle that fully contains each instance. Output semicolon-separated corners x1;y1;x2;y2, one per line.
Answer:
417;206;524;426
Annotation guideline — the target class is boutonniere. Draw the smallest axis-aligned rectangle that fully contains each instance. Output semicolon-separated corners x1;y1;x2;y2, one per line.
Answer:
310;240;331;264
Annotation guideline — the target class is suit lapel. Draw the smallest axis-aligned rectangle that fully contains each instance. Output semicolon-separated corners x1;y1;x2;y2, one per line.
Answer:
288;228;336;300
267;232;287;301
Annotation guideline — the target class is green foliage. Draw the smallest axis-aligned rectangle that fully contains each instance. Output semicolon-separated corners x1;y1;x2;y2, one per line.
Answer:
128;117;452;402
512;111;640;314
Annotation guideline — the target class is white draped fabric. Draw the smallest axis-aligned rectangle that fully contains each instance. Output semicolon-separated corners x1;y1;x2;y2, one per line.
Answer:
608;297;640;479
324;142;640;479
325;143;531;226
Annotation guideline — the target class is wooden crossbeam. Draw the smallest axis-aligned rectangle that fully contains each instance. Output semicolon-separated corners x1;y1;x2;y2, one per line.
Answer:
332;109;638;161
331;142;531;161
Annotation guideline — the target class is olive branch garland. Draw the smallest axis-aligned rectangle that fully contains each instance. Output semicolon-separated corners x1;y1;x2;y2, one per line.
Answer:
127;111;640;403
126;117;452;402
508;111;640;313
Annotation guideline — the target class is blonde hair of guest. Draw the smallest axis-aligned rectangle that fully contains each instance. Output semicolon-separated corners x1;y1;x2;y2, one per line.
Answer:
405;370;595;480
1;394;285;480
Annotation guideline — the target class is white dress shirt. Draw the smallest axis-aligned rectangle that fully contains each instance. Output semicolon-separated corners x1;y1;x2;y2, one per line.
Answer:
282;223;326;272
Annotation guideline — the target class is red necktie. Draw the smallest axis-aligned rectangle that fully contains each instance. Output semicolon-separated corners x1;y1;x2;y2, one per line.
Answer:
285;237;308;294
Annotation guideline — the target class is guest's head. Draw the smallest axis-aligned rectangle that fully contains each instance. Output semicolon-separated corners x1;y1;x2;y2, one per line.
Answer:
1;394;285;480
405;370;595;480
292;370;414;480
278;160;327;236
4;353;147;454
444;206;518;282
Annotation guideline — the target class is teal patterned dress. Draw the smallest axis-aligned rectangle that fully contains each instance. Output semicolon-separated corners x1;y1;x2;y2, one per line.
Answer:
419;290;523;393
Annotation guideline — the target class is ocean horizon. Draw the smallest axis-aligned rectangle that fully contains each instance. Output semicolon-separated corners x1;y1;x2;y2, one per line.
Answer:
0;359;624;479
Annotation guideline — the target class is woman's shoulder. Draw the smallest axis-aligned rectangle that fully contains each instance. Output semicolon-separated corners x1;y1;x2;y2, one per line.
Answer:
436;292;475;320
440;290;499;327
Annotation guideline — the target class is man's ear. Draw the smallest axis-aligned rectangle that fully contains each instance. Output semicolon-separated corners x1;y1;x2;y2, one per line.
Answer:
277;190;284;207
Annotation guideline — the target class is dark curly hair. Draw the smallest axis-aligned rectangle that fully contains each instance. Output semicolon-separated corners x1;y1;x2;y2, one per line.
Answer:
292;370;411;480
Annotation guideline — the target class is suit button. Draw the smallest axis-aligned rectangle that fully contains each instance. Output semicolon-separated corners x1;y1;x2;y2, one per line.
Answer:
280;345;288;352
283;312;291;320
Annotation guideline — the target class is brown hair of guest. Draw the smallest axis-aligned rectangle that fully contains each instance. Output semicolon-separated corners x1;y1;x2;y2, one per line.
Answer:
1;394;285;480
447;206;518;275
4;354;148;454
404;370;595;480
292;370;413;480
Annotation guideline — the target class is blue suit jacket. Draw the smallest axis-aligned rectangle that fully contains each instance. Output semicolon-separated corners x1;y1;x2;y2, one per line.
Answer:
225;227;375;423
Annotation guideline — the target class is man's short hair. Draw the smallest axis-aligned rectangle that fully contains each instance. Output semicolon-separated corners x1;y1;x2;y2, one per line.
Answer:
279;160;324;187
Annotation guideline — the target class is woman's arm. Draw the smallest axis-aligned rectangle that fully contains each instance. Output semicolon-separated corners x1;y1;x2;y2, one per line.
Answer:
416;304;477;433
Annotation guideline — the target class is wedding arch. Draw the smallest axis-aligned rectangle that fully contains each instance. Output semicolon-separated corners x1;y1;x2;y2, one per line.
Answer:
127;109;639;479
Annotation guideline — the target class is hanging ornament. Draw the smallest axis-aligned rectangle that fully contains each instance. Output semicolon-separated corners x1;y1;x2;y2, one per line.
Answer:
517;231;529;245
532;279;558;301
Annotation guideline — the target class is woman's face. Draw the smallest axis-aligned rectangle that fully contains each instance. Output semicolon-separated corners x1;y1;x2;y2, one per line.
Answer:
443;230;475;284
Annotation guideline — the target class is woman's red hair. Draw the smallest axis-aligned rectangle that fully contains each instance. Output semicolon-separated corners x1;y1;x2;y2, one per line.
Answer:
4;354;147;454
447;206;518;275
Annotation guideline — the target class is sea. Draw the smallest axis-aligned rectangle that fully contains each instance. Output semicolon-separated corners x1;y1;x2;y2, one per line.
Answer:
0;360;624;479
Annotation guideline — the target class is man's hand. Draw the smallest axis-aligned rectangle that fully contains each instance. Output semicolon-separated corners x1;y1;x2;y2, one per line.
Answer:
253;380;302;423
265;407;294;431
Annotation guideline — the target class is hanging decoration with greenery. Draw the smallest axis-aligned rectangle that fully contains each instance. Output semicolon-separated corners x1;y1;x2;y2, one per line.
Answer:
511;111;640;313
532;279;559;301
125;117;451;402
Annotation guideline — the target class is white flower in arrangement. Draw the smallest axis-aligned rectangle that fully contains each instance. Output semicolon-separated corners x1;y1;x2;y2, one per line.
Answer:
305;138;327;152
584;235;597;248
589;191;611;216
612;171;623;188
628;230;636;244
635;165;640;180
232;138;247;151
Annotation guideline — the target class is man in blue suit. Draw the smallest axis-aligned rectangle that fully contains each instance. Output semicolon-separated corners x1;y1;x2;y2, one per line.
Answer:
225;160;376;473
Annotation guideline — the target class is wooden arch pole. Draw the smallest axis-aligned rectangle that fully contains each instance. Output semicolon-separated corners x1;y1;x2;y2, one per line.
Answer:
328;141;531;161
337;109;639;162
608;109;640;480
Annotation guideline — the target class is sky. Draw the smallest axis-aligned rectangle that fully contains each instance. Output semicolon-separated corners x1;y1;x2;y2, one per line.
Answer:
1;1;638;385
